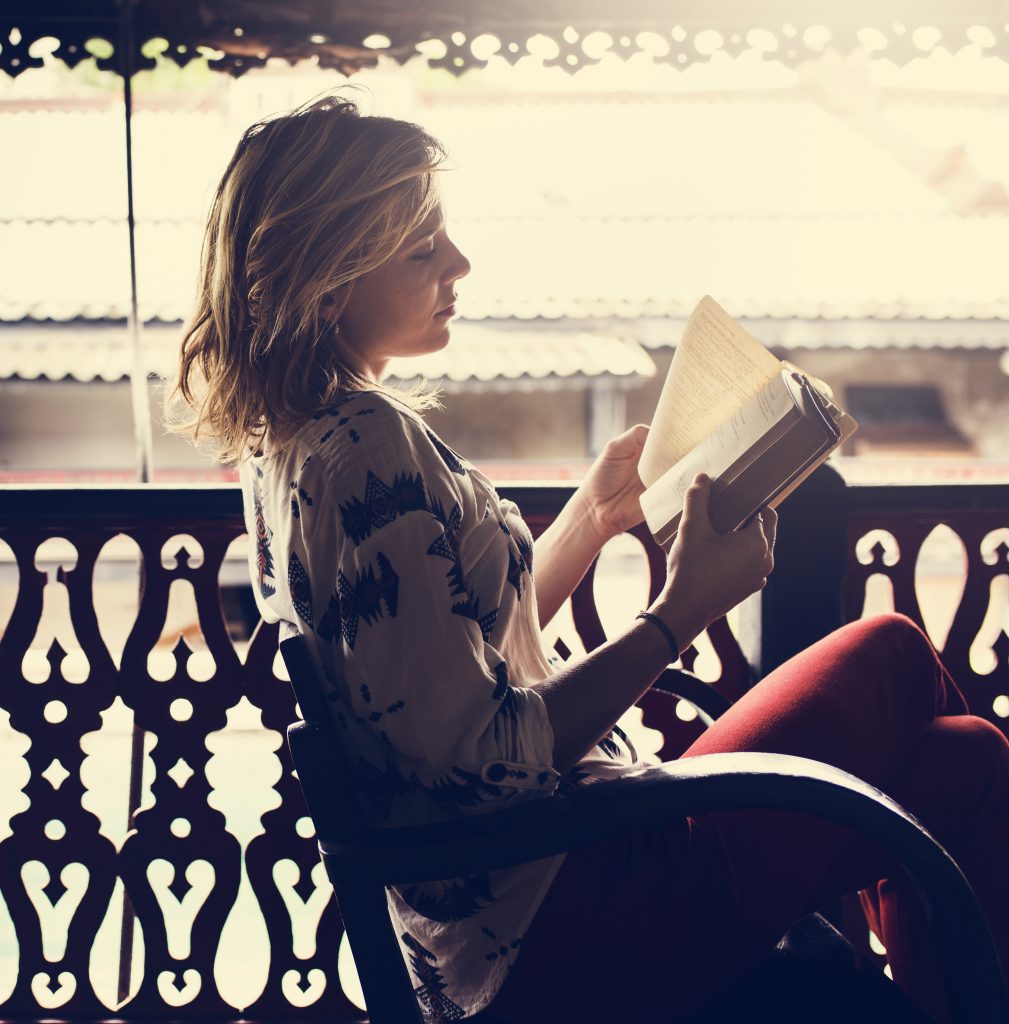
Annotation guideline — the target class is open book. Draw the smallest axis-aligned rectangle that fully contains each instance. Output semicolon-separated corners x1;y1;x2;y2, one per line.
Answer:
638;296;857;550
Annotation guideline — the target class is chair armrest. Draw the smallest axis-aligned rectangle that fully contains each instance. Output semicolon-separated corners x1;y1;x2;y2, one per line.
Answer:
648;667;733;723
311;749;1007;1024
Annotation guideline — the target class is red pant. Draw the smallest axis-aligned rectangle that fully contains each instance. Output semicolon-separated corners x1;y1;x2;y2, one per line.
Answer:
490;614;1009;1023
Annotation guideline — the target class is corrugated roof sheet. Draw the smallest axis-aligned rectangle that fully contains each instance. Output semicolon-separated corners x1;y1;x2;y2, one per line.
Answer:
0;321;656;388
2;214;1006;323
1;96;1008;323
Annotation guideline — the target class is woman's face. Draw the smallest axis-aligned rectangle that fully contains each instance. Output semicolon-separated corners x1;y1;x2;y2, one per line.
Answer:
335;202;471;380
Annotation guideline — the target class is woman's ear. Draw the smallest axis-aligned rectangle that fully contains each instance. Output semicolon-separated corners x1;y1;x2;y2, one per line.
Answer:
319;294;340;319
319;281;353;328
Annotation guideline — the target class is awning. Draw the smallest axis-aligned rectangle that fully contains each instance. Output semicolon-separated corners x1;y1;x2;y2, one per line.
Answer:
0;320;657;392
3;0;1008;80
4;214;1007;324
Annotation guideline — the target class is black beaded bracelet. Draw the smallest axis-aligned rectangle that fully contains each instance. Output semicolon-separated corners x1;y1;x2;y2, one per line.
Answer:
636;611;680;662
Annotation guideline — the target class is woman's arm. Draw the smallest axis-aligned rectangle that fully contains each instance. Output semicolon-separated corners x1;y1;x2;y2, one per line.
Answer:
535;477;777;771
533;424;650;629
532;488;611;629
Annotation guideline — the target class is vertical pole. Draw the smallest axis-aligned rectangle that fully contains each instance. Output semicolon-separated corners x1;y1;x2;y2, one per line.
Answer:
121;0;154;484
587;381;627;457
116;0;150;1006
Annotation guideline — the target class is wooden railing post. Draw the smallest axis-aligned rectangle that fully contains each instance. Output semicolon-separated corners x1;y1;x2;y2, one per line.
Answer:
738;464;850;679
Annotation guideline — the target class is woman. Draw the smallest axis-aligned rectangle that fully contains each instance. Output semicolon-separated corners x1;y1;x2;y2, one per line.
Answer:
166;95;1009;1023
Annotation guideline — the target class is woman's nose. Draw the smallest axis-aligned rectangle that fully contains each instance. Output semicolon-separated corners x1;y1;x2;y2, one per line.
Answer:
445;241;471;282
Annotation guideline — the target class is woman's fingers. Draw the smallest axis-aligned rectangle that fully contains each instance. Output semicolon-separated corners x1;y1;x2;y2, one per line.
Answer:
606;422;649;455
759;506;778;550
679;474;713;536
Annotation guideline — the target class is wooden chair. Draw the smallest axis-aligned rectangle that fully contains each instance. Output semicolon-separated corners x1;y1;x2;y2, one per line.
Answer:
281;633;1009;1023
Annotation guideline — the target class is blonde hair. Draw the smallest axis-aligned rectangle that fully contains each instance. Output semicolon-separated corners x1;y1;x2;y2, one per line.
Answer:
163;93;445;465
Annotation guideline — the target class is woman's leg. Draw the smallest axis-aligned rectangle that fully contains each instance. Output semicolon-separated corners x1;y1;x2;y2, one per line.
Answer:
492;614;1007;1022
807;714;1009;1020
674;612;1009;1021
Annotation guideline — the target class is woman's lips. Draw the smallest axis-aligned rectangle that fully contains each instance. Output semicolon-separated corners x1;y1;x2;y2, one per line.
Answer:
434;303;456;318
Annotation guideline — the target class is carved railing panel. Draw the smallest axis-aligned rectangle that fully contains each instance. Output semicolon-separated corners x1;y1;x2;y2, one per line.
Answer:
845;486;1009;735
0;491;362;1020
0;529;119;1018
0;482;1004;1022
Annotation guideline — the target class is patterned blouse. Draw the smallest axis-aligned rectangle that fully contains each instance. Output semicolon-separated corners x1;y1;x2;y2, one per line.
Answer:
239;390;638;1020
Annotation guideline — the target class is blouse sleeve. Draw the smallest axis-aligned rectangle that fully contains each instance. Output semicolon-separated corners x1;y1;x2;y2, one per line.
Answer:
294;419;560;813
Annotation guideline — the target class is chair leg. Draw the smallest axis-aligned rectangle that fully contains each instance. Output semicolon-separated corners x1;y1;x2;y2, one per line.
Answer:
334;881;424;1024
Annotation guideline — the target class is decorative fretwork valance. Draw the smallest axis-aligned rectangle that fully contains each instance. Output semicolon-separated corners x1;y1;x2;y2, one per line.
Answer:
2;0;1009;79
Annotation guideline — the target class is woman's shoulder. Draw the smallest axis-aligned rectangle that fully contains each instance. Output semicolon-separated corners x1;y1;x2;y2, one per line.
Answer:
295;389;472;496
300;389;413;452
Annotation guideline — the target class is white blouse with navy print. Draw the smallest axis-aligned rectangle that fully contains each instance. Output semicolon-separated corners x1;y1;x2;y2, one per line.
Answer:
239;390;638;1021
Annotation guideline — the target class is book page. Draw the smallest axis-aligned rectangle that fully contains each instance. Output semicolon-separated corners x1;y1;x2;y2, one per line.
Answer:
639;371;793;535
638;295;784;487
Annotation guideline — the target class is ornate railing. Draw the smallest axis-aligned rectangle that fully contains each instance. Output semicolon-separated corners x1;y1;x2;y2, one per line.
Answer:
0;472;1006;1020
843;483;1009;728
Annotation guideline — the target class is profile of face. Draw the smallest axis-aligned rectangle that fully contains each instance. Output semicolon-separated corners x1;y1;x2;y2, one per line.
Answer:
332;202;471;380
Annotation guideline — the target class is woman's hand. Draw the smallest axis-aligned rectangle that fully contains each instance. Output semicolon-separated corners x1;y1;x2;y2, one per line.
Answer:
576;423;650;542
652;474;777;646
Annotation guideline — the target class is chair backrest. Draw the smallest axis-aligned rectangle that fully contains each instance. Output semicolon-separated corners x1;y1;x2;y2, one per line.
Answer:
281;632;425;1024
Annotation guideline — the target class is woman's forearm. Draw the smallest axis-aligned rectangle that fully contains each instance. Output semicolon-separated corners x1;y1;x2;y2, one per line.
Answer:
532;490;611;629
532;475;776;773
533;606;698;771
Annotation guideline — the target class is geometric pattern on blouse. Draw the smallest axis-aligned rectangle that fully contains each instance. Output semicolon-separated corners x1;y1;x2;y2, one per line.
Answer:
482;928;522;965
422;765;504;814
401;873;496;923
402;932;466;1021
287;550;313;627
338;470;428;546
497;516;531;599
451;594;498;644
426;497;499;642
357;754;413;820
609;722;637;761
490;661;519;722
597;734;622;759
315;551;399;650
515;529;534;575
357;752;510;821
356;680;406;726
506;542;526;600
314;399;377;448
555;764;593;795
424;428;467;476
426;496;466;594
289;479;315;521
252;473;277;599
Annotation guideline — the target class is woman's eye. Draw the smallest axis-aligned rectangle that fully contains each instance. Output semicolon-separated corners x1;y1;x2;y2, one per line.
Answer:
411;245;436;262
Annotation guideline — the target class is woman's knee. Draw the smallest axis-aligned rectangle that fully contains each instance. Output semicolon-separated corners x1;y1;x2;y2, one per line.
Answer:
947;715;1009;780
859;613;941;682
861;612;931;651
830;611;971;733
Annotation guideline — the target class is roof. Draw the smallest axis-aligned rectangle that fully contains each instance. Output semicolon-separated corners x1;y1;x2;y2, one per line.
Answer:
3;212;1006;325
0;321;656;390
2;93;1008;326
4;0;1006;80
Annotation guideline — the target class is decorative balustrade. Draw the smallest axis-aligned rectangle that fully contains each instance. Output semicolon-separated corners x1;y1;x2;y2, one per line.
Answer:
842;485;1009;730
0;472;1006;1021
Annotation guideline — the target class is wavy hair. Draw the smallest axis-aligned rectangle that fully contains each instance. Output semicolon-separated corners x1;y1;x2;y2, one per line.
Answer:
163;93;445;465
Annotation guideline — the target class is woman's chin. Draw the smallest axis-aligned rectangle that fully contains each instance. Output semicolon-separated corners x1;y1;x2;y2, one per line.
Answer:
426;324;455;351
386;332;453;372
